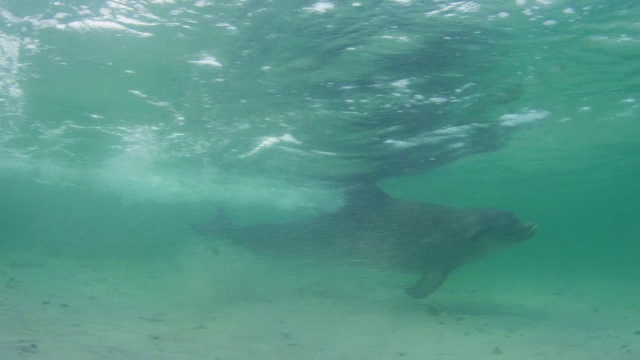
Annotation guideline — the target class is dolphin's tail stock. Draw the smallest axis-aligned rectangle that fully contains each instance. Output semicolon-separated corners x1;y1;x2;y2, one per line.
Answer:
189;208;234;238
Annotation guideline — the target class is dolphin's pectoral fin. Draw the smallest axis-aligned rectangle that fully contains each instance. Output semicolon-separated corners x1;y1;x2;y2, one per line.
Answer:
405;270;449;299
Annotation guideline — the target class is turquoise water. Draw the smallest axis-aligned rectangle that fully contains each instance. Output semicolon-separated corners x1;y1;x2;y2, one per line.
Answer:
1;1;639;359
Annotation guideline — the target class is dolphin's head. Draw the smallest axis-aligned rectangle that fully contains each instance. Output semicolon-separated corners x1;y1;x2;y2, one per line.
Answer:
466;208;537;252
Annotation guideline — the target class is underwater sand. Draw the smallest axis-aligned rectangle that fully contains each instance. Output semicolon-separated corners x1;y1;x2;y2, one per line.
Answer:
1;242;637;360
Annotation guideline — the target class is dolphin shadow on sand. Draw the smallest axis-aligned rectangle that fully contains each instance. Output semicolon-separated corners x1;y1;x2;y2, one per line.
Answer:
190;185;537;299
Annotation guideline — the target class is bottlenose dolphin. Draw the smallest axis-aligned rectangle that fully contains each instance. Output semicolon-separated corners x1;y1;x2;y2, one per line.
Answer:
191;186;537;299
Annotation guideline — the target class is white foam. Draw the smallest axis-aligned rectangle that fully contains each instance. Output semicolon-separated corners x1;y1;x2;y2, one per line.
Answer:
67;19;127;31
0;32;25;115
499;110;549;127
128;89;148;98
280;134;302;144
386;124;481;149
195;0;214;7
426;1;479;16
115;15;157;27
241;134;302;158
216;22;237;31
391;79;410;89
189;55;223;67
384;139;414;148
428;97;448;104
304;2;335;14
0;8;21;24
61;19;153;37
380;35;410;42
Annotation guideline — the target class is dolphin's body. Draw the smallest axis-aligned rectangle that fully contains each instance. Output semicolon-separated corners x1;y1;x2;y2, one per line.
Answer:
192;186;537;299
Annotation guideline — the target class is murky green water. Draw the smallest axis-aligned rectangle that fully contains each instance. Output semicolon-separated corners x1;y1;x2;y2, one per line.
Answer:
1;1;639;359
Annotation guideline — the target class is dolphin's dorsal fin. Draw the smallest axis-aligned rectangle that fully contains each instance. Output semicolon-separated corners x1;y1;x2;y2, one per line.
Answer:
344;184;391;207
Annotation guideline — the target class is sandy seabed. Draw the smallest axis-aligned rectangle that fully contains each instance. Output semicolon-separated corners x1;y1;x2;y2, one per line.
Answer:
1;242;638;360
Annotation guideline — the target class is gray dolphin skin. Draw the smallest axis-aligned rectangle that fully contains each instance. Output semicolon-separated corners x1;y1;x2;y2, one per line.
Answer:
191;186;537;299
